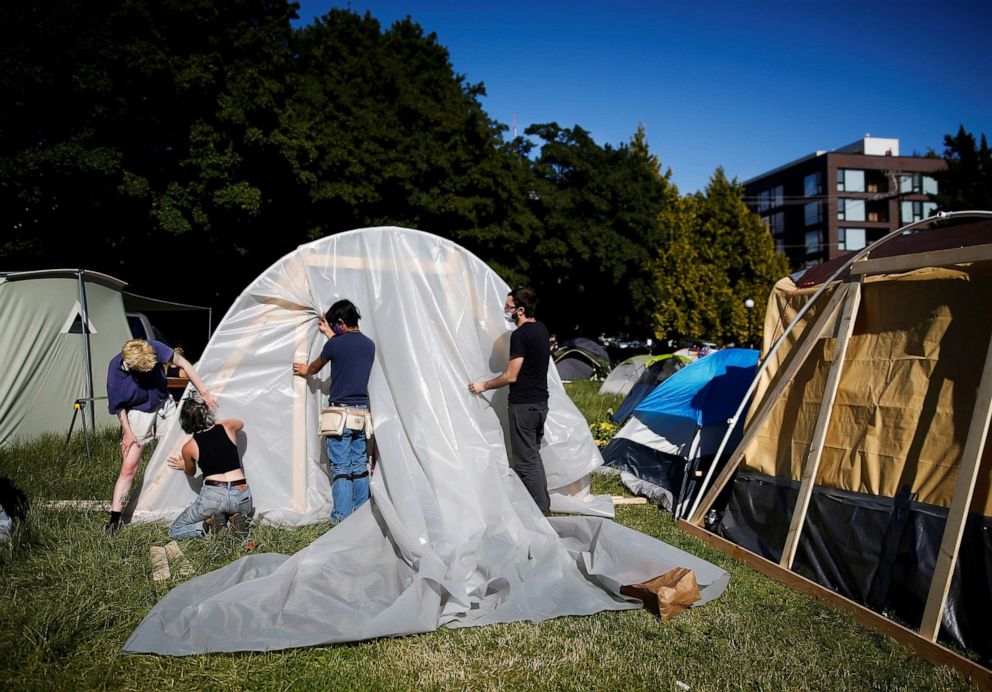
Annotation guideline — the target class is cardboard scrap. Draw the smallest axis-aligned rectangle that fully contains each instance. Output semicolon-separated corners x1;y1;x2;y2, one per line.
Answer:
163;540;196;577
620;567;702;621
149;545;171;582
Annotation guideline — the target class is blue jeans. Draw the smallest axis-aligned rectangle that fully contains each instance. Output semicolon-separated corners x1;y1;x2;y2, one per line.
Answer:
325;405;370;523
170;485;253;539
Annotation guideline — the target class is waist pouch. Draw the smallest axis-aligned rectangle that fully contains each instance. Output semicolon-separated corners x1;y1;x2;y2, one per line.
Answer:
320;406;373;437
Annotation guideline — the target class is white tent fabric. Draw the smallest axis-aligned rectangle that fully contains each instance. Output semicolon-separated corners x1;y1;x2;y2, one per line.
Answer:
124;227;728;654
129;227;610;524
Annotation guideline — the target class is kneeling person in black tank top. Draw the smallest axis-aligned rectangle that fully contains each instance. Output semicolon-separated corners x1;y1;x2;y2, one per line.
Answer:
167;398;252;538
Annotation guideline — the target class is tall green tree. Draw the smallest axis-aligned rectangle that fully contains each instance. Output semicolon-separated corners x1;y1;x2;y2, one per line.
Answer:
524;123;674;337
932;125;992;211
654;168;788;346
281;11;535;277
0;0;298;307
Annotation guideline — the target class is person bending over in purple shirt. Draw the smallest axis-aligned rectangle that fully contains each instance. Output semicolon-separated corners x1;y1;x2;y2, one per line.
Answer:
105;339;216;535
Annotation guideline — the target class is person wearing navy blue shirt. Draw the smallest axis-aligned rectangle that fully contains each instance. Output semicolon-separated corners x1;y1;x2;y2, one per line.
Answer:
293;299;376;524
468;288;552;515
105;339;217;534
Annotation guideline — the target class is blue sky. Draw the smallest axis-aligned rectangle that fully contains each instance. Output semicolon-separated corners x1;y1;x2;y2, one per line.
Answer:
293;1;992;193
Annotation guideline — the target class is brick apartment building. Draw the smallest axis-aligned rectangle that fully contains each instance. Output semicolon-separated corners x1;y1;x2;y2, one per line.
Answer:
743;136;945;267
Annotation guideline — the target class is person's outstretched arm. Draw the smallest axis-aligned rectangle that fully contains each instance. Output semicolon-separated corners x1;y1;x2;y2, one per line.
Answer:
172;352;217;409
468;357;523;394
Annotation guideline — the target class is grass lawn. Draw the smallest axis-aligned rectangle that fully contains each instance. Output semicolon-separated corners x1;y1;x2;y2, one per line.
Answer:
0;382;975;690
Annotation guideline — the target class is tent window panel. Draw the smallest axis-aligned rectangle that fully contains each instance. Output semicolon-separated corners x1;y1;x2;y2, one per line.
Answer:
59;300;96;334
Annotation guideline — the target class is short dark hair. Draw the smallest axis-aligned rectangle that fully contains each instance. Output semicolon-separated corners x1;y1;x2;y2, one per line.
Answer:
180;397;215;434
325;299;361;327
509;287;538;318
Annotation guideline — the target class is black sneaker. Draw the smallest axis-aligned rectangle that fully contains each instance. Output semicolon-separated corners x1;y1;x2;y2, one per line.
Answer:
102;520;121;537
229;513;249;538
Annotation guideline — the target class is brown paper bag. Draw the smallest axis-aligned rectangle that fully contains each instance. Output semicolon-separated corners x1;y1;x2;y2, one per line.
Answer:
620;567;702;621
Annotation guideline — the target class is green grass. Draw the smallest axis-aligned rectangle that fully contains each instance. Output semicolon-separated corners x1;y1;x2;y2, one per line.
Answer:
0;393;976;690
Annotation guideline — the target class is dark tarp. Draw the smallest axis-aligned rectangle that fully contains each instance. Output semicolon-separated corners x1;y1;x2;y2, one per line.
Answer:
716;470;992;664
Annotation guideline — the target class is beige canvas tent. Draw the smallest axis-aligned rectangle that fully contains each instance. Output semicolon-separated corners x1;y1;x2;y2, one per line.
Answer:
0;269;133;446
684;213;992;684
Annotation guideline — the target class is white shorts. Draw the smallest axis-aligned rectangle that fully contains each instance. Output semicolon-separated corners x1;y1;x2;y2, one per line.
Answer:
127;397;178;446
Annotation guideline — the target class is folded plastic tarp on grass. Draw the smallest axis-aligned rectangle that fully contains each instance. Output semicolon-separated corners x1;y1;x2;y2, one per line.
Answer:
124;227;728;654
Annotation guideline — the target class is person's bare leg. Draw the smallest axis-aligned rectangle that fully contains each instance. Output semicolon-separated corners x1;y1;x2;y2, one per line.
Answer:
111;442;143;512
105;442;143;534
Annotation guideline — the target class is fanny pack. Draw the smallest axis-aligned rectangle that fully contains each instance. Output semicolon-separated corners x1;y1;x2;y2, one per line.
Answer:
319;406;374;437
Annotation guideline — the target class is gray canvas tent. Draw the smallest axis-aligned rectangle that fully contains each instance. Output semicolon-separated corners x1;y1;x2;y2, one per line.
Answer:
0;269;212;447
0;269;133;446
553;338;611;382
597;354;652;398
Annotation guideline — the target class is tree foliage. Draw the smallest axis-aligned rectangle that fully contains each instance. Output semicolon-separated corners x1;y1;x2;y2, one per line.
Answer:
932;125;992;212
1;1;784;350
654;169;788;346
524;123;674;337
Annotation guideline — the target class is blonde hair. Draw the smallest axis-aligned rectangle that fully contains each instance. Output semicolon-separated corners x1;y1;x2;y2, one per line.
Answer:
121;339;157;373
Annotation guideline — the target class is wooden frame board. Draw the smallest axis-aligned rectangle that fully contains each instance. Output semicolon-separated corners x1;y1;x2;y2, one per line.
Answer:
779;277;862;569
851;243;992;276
678;520;992;688
919;328;992;640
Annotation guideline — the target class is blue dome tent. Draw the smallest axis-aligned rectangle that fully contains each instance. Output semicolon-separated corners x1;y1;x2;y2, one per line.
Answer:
603;348;759;517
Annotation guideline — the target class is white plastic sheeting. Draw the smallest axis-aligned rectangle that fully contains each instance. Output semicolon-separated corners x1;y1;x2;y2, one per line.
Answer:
130;228;608;525
124;227;728;655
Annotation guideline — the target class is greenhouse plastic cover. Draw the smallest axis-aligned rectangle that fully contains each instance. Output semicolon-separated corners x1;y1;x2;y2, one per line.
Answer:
124;227;728;654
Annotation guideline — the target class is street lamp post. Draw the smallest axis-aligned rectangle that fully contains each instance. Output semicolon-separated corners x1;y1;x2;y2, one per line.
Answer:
744;298;755;348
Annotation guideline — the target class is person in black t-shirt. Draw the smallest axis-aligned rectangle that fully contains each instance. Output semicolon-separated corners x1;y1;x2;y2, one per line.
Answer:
468;287;552;515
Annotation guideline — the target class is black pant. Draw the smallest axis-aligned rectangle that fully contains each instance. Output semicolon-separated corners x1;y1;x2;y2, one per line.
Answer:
508;401;550;514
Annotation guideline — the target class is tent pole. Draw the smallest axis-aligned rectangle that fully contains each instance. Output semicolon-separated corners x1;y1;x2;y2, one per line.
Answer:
918;324;992;641
685;210;991;525
779;276;862;569
77;270;96;428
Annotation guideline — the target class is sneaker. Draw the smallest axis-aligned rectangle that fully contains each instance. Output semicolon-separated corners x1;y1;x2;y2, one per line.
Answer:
229;513;249;538
102;520;121;537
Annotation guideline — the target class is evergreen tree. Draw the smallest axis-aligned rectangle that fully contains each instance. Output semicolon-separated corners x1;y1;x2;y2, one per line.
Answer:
654;168;788;346
932;125;992;211
525;123;674;337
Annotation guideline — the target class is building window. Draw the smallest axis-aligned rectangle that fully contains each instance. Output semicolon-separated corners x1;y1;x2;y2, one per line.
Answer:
838;228;867;252
837;169;865;192
804;172;822;197
757;190;770;212
804;202;822;226
756;185;784;212
838;198;866;222
771;185;783;208
901;200;938;223
805;231;821;255
899;173;939;195
774;238;785;253
768;211;785;237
